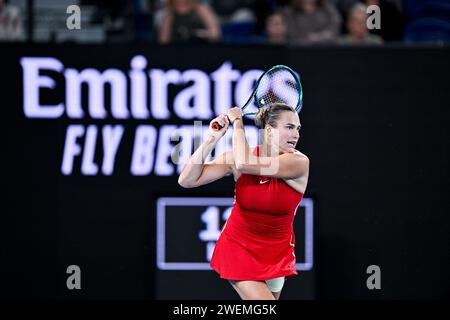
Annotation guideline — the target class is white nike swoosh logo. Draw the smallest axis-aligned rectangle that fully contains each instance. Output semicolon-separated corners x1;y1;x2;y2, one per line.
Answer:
259;180;270;184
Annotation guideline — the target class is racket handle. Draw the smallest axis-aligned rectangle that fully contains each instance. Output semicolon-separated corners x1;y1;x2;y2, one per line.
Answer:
211;121;222;131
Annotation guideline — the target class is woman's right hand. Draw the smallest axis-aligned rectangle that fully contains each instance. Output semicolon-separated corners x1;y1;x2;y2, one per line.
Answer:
207;114;229;141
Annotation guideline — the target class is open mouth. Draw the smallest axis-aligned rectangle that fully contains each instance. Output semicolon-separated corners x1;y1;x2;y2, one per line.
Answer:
287;141;297;147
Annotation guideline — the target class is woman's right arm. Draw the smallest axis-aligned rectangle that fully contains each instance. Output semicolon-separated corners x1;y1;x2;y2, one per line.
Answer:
178;115;232;188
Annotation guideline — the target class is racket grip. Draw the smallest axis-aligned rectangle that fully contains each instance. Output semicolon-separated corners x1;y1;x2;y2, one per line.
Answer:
211;121;222;131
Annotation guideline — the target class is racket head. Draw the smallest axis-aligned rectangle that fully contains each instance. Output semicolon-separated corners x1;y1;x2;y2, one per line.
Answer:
242;65;303;116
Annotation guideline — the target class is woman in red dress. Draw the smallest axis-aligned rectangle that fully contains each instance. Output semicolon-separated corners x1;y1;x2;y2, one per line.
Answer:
178;103;309;300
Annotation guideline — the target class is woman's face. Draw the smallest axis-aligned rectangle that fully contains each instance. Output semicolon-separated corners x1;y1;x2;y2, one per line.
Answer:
266;14;287;41
267;111;301;154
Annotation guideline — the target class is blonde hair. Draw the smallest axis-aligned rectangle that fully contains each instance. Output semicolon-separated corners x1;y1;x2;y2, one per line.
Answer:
254;103;296;129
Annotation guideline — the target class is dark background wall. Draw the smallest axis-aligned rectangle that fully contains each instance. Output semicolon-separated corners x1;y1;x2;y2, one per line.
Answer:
2;43;449;299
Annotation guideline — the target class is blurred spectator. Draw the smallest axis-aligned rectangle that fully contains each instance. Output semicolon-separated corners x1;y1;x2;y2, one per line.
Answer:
265;12;288;45
365;0;404;42
332;0;358;15
158;0;221;44
340;3;383;44
281;0;342;44
0;0;24;41
209;0;256;23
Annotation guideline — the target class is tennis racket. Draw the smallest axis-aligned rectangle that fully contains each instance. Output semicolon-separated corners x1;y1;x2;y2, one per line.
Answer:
212;64;303;130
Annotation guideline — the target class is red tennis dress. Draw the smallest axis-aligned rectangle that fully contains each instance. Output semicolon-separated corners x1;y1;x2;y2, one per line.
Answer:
210;146;304;281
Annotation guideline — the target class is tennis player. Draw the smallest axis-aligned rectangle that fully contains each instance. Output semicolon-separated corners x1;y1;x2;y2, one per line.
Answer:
178;103;309;300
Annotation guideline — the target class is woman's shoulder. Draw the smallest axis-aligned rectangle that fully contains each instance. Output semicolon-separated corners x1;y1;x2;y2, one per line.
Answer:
292;150;309;161
291;150;310;170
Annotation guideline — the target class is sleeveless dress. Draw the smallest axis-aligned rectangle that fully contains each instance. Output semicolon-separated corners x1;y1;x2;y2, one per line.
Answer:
210;146;304;280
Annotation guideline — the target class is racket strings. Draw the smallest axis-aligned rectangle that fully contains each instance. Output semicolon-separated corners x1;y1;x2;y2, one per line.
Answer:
255;68;301;110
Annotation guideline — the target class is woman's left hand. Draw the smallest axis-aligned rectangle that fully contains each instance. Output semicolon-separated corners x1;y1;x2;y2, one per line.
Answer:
227;107;243;124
